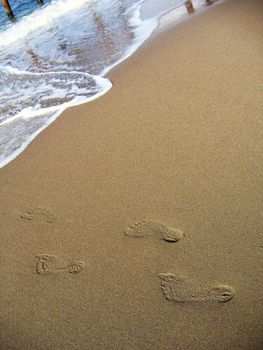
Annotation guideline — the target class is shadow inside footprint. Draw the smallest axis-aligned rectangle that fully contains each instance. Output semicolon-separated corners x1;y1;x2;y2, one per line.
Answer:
124;221;184;242
158;273;235;303
67;261;86;274
36;254;85;275
36;254;59;274
20;208;57;224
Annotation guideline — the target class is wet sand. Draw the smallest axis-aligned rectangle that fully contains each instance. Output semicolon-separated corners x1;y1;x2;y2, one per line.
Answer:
0;0;263;349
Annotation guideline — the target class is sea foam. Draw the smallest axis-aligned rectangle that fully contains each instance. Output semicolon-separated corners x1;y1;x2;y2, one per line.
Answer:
0;0;221;168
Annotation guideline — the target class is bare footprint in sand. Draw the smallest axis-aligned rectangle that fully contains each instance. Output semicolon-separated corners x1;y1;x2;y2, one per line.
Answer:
124;221;184;243
36;254;85;275
158;273;235;303
20;208;57;224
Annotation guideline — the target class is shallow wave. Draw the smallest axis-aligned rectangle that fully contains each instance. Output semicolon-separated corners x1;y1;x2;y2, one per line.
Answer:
0;66;109;121
0;0;218;168
0;0;157;167
0;0;91;46
0;65;112;167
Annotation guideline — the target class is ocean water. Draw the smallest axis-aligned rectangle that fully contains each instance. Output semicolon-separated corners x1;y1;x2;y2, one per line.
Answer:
0;0;212;168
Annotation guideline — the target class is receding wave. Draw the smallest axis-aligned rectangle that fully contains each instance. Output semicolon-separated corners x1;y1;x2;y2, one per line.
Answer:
0;0;159;167
0;0;90;46
0;0;216;168
0;66;112;167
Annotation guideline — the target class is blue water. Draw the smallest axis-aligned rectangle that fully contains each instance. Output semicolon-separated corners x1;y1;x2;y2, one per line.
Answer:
0;0;51;28
0;0;212;168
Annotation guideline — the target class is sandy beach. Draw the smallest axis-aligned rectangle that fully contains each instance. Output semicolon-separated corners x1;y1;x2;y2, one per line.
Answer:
0;0;263;349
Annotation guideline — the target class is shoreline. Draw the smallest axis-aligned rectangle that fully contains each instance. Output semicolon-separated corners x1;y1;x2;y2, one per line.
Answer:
0;0;221;169
0;0;263;349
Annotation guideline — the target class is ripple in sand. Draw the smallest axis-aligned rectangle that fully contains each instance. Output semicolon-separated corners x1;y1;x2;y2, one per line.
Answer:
158;273;235;303
124;221;184;243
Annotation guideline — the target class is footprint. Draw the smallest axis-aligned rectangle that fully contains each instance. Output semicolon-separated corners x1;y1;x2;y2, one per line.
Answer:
67;261;86;274
36;254;59;274
158;273;235;303
20;208;57;224
36;254;85;275
124;221;184;242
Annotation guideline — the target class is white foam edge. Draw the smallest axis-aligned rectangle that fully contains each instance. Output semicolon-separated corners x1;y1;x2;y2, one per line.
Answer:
1;0;215;168
0;67;111;125
100;1;158;77
0;1;159;168
0;0;92;47
0;74;112;168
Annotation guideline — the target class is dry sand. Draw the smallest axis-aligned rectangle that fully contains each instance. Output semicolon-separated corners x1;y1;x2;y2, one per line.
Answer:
0;0;263;349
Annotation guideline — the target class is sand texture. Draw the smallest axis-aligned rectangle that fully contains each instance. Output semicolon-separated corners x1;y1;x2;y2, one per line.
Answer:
0;0;263;349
